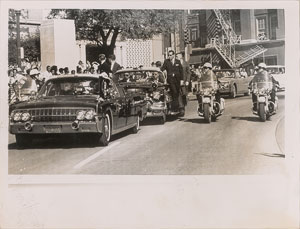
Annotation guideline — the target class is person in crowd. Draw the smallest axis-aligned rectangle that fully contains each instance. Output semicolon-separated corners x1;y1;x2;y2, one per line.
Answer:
51;65;58;75
89;67;96;74
108;54;121;83
86;61;91;72
178;52;191;93
71;70;76;74
59;68;65;75
151;62;155;67
77;60;84;73
23;58;31;73
240;68;248;78
29;69;43;91
40;65;53;82
63;67;69;74
108;54;122;74
155;61;162;68
161;50;185;116
249;62;279;111
92;61;99;71
97;54;111;75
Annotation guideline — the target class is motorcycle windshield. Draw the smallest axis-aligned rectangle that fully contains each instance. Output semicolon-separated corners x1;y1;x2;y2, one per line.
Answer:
199;81;217;90
253;81;273;90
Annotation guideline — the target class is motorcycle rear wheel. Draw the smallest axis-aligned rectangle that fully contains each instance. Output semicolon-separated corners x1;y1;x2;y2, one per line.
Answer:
259;103;266;122
204;103;211;123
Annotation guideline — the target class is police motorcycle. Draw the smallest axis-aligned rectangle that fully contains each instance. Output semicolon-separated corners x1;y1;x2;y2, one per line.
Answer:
196;80;225;123
250;80;278;122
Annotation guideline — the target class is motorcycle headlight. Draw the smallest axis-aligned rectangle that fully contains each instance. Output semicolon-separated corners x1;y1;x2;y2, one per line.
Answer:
85;110;95;120
203;88;210;96
21;112;31;122
153;91;161;100
76;110;86;121
13;112;22;122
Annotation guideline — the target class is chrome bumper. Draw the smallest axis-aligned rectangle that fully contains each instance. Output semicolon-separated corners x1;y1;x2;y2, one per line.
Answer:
9;120;102;135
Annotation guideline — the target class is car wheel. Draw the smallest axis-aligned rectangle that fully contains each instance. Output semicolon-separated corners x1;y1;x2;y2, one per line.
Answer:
132;115;140;133
230;84;237;98
244;89;250;96
160;113;166;124
15;134;33;148
99;112;111;146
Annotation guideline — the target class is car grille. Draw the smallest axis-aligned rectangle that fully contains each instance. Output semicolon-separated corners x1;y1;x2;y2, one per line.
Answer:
19;108;88;122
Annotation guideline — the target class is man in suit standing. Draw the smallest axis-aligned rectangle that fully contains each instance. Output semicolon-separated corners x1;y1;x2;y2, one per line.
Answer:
97;54;111;75
108;54;122;83
161;50;185;116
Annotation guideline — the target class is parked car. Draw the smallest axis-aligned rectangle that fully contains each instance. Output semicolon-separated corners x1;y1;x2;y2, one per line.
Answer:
9;74;147;147
214;69;253;98
115;67;182;124
266;65;286;91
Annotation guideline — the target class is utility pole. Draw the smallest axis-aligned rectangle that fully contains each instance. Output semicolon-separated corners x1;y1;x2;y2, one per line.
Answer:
15;9;21;67
183;10;192;63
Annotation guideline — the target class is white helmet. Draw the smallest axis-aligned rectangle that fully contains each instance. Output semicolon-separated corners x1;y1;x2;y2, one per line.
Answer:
203;62;212;69
258;63;267;69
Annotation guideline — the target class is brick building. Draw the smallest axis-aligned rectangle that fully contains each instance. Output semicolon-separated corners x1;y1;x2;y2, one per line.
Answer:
184;9;285;72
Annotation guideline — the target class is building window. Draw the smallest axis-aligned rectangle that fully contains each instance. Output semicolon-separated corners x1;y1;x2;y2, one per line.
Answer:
269;14;277;40
256;16;268;40
190;27;198;41
233;20;241;33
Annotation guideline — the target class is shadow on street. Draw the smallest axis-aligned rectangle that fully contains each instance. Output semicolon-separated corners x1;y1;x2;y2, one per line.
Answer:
8;131;128;150
181;118;213;124
255;152;285;158
231;116;263;122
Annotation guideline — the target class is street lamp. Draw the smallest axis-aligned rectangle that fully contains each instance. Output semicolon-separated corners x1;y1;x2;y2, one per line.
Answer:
15;9;21;67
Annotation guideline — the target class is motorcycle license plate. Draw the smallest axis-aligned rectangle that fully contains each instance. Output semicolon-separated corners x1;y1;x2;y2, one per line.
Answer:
258;97;266;103
203;97;211;103
44;125;62;133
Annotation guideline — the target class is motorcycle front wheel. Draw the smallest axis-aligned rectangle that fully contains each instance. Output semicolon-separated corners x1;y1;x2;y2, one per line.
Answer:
203;103;211;123
259;103;266;122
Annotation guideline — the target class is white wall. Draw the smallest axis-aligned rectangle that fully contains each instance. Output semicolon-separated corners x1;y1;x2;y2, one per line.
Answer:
40;19;77;72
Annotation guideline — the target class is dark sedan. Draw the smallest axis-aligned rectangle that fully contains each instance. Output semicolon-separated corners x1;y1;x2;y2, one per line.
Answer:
9;74;147;147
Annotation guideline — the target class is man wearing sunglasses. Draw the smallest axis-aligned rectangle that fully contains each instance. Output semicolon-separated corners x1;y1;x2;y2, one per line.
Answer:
161;50;185;116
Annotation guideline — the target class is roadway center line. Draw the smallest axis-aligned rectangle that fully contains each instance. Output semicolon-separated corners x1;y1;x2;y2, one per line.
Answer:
73;141;121;169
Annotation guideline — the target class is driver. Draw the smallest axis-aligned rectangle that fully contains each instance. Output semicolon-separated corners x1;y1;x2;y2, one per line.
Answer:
249;62;279;111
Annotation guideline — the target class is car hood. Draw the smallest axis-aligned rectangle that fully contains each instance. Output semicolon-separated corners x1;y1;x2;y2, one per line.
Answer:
218;78;232;83
10;95;100;110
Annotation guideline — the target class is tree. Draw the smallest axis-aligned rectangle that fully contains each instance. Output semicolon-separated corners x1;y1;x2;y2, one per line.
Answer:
48;9;183;56
8;9;40;65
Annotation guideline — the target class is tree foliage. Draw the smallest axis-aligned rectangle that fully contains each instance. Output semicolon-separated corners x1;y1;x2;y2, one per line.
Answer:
8;9;41;65
48;9;183;56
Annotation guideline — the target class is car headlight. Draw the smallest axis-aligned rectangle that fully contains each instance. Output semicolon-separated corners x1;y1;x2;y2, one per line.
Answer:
13;112;22;122
85;110;95;120
21;112;31;122
223;83;229;88
76;110;86;120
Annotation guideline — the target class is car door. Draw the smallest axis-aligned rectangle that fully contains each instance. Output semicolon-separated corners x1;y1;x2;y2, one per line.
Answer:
115;85;128;129
234;71;247;94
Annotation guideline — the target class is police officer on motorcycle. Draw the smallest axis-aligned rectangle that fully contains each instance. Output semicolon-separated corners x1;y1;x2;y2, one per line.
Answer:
197;62;221;103
249;62;279;111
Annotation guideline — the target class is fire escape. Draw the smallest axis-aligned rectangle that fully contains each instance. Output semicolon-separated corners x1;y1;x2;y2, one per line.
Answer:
210;9;267;68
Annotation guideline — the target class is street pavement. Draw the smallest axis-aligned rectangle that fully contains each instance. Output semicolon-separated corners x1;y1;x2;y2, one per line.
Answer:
8;91;286;175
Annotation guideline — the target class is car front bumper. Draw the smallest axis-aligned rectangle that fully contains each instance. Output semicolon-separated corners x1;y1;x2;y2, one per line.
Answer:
9;120;102;135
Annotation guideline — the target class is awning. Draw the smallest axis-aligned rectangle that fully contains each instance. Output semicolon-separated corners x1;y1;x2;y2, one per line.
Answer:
189;54;211;65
